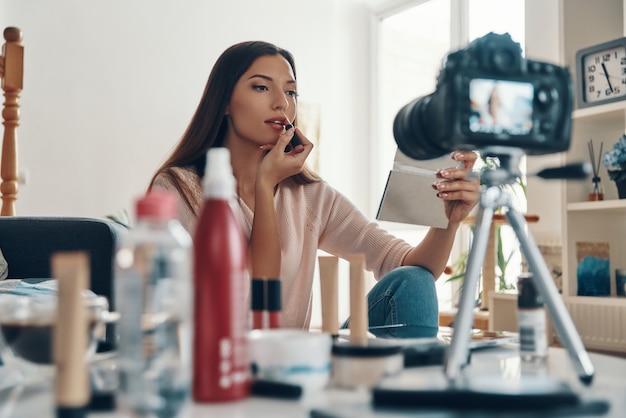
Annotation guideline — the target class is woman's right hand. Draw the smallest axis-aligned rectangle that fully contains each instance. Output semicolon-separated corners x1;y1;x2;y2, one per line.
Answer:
257;125;314;189
250;125;312;279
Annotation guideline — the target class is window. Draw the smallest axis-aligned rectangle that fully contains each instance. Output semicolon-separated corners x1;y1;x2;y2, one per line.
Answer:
372;0;526;308
372;0;452;215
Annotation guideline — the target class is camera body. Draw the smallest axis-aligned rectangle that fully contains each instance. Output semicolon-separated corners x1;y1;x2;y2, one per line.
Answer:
394;32;573;160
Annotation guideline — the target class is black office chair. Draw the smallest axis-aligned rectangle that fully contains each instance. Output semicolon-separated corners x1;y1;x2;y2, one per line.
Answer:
0;216;126;349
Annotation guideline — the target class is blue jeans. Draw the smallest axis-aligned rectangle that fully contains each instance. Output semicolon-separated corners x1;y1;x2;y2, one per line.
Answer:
342;266;439;339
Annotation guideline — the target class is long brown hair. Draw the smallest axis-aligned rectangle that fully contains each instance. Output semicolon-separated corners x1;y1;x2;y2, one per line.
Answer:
149;41;320;214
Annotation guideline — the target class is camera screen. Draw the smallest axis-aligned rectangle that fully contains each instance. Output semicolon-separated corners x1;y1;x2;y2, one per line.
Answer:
468;78;534;136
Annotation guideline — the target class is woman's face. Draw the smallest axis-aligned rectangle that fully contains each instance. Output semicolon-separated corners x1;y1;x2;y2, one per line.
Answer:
226;54;298;147
489;87;501;111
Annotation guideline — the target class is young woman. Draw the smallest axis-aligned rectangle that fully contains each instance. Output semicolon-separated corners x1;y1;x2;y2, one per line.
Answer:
149;41;480;338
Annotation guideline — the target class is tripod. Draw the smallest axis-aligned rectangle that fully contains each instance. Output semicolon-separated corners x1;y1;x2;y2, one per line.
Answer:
443;147;595;385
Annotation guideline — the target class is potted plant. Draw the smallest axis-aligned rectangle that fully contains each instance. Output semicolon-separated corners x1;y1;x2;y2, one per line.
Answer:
602;134;626;199
446;155;524;305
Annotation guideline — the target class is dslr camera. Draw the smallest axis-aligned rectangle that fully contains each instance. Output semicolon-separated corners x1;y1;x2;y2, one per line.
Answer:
393;32;573;160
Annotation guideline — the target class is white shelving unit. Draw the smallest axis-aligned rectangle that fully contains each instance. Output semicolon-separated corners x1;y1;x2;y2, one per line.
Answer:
558;0;626;353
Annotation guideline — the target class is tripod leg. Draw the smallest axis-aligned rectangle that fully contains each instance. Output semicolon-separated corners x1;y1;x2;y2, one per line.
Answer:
444;204;494;383
506;209;595;384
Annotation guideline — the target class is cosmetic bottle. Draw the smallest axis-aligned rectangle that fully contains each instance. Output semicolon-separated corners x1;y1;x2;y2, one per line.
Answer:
517;273;547;363
588;176;605;201
115;190;193;417
193;147;250;402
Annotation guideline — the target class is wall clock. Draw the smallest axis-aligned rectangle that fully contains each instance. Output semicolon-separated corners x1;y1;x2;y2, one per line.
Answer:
575;37;626;109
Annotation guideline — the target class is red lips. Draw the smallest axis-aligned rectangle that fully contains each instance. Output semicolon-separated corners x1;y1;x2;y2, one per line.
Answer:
265;116;288;131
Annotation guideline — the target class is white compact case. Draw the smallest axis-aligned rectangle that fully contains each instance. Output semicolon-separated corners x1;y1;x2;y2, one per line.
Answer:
330;342;404;389
248;329;333;394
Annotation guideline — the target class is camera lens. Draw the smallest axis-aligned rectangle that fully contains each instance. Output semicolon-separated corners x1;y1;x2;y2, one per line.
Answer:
393;95;449;160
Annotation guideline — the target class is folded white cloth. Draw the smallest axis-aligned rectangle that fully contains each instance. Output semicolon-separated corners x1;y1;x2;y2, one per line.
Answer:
0;278;58;297
0;278;98;299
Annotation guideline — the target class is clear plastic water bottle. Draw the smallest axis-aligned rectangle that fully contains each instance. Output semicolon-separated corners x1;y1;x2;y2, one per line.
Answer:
115;190;193;417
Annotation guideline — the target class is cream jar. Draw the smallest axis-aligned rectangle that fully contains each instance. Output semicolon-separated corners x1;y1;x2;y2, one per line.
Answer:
331;342;404;389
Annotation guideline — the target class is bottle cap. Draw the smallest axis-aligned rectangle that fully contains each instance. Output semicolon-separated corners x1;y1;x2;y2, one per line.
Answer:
517;273;544;308
136;190;178;220
203;147;236;199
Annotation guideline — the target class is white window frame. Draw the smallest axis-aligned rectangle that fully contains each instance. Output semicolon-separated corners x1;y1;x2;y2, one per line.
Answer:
368;0;527;307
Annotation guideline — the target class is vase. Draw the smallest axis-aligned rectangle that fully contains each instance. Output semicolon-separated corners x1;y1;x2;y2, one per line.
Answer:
615;179;626;199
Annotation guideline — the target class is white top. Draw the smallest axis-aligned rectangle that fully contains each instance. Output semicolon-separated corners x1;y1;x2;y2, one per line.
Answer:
153;168;412;329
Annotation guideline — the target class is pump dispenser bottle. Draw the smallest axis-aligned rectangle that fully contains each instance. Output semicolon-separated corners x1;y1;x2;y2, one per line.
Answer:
193;147;250;402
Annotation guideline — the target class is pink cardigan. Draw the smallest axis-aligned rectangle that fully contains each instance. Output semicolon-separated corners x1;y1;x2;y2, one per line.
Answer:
153;168;412;329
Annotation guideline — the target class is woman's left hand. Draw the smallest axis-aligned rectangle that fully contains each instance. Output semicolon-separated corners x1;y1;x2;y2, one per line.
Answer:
432;151;480;225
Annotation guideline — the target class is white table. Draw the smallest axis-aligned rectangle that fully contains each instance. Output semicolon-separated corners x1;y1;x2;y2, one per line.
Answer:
2;345;625;417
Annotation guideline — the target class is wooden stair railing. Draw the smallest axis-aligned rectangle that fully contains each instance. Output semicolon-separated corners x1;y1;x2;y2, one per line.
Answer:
0;27;23;216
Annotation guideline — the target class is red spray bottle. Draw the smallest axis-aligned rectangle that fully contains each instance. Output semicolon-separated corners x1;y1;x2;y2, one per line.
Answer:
193;147;250;402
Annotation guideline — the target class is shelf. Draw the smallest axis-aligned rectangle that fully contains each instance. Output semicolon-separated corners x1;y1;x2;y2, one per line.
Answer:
567;199;626;212
549;0;626;354
565;295;626;307
573;101;626;120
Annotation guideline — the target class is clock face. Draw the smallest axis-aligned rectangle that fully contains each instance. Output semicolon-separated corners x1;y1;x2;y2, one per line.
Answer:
582;45;626;104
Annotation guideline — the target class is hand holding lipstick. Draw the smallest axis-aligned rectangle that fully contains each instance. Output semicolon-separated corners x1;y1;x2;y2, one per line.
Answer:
283;124;303;153
257;123;314;189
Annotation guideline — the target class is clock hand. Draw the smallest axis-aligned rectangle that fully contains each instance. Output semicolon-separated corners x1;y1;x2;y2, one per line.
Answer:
601;62;614;92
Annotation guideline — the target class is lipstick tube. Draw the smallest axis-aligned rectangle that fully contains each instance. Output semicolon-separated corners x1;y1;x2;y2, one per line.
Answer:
251;278;265;329
266;279;281;329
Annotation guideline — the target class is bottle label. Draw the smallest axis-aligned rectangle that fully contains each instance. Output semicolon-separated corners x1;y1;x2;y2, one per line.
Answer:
217;335;249;389
518;309;547;358
221;268;250;386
